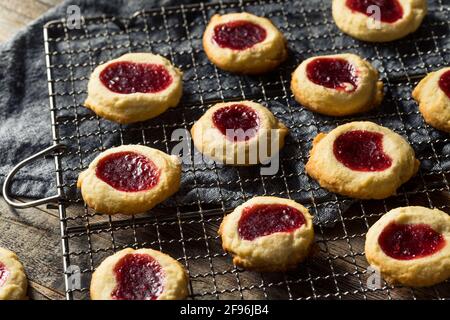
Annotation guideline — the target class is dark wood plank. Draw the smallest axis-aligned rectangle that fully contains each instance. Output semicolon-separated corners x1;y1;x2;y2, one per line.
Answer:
0;197;66;299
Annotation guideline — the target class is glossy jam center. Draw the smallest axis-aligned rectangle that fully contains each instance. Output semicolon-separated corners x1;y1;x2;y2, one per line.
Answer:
0;262;8;287
96;151;159;192
306;58;358;92
112;253;164;300
333;130;392;172
238;204;306;241
100;61;172;94
438;70;450;99
346;0;404;23
212;104;260;141
378;222;446;260
213;20;267;50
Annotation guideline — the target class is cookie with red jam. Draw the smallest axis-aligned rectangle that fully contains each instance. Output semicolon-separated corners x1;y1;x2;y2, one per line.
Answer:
332;0;427;42
291;53;383;116
203;12;287;74
365;206;450;287
219;197;314;271
77;145;181;215
413;67;450;132
0;247;27;300
306;121;419;199
85;53;183;124
191;101;288;165
90;248;188;300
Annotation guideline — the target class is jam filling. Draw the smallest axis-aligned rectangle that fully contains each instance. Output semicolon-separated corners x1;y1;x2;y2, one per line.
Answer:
346;0;404;23
378;222;446;260
112;253;164;300
0;262;8;287
438;70;450;99
306;58;358;92
212;104;260;141
213;20;267;50
333;130;392;172
100;61;172;94
238;204;306;241
96;151;160;192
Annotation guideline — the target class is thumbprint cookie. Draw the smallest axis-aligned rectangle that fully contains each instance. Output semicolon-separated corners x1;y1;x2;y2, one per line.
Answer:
365;206;450;287
291;53;384;116
90;248;189;300
306;122;419;199
85;53;183;124
412;67;450;132
203;12;288;74
332;0;427;42
77;145;181;215
190;101;288;165
0;248;27;300
219;196;314;271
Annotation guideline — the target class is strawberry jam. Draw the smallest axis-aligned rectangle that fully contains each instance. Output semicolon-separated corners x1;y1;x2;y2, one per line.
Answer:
378;222;445;260
0;262;8;287
100;61;172;94
333;130;392;171
112;253;164;300
238;204;306;241
306;58;358;92
96;151;159;192
213;20;267;50
346;0;404;23
212;104;260;141
438;70;450;99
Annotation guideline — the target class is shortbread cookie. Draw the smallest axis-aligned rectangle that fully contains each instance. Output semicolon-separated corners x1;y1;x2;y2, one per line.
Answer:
191;101;288;165
219;196;314;271
332;0;427;42
203;12;287;74
77;145;181;215
91;248;188;300
365;206;450;287
85;53;183;124
291;53;383;116
0;248;27;300
412;67;450;132
306;122;419;199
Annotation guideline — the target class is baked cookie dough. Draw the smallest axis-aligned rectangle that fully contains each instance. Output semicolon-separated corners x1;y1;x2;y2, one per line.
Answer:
219;196;314;271
77;145;181;215
90;248;189;300
0;248;27;300
190;101;288;165
332;0;427;42
306;121;419;199
412;66;450;132
365;206;450;287
203;12;288;74
85;53;183;124
291;53;383;116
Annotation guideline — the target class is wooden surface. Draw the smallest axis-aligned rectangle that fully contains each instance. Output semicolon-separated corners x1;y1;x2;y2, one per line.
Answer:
0;0;63;43
0;0;65;300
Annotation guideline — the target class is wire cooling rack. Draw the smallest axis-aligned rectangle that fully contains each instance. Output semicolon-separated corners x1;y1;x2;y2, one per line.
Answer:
42;0;450;299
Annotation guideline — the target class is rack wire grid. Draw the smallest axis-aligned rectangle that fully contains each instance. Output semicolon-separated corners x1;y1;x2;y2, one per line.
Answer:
42;0;450;300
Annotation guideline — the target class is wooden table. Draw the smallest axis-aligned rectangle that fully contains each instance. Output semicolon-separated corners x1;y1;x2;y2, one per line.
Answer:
0;0;62;42
0;0;65;300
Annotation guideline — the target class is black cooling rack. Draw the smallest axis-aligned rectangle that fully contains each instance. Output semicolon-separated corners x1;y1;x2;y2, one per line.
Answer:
40;0;450;299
